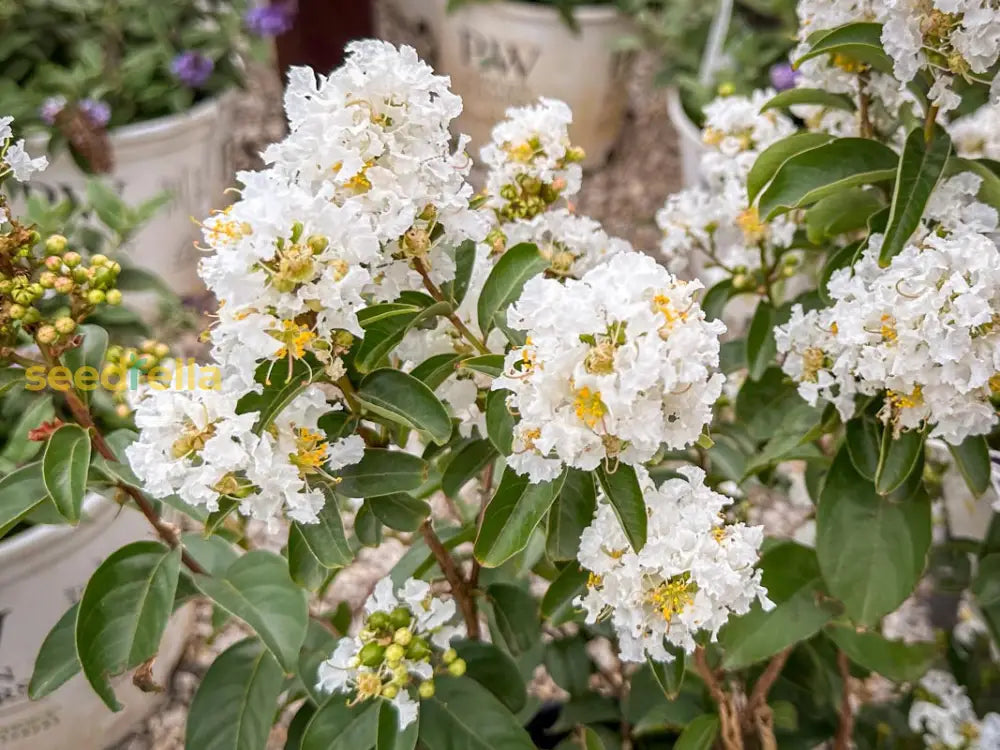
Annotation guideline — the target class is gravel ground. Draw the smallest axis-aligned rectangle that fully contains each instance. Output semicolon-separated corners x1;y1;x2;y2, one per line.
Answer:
111;24;683;750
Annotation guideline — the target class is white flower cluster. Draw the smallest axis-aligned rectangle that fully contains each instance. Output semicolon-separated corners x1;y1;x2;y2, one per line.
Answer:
880;0;1000;111
494;252;725;483
909;669;1000;749
480;98;584;223
317;577;466;729
657;91;800;282
0;117;47;182
575;466;771;661
126;382;364;529
949;101;1000;160
775;174;1000;445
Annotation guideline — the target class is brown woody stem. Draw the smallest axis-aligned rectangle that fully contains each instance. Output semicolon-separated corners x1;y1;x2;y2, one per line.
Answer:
420;520;480;639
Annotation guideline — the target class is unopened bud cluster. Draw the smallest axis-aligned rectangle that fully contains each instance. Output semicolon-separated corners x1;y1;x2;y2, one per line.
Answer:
104;339;171;416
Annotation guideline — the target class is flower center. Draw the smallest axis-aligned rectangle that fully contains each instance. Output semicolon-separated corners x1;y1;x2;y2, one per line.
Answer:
574;386;606;428
289;427;330;475
737;207;767;244
171;420;217;459
646;573;697;623
271;320;317;360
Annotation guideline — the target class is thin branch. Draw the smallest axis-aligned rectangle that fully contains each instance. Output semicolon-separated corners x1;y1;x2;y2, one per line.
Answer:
468;460;495;590
858;71;874;139
834;650;855;750
412;258;491;355
746;646;793;719
420;520;480;639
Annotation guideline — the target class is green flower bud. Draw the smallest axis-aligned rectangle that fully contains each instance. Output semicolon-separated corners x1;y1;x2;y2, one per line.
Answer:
21;307;41;324
63;251;82;268
442;648;458;665
359;642;386;668
307;235;328;254
389;607;412;629
154;343;170;359
368;611;391;631
39;272;57;289
105;289;123;305
54;276;74;294
87;289;106;305
72;267;89;283
8;304;26;320
36;325;58;345
385;643;405;665
90;253;109;266
45;235;68;254
447;658;467;677
44;256;63;272
418;680;435;699
381;684;398;699
393;627;413;647
54;317;76;335
406;638;431;661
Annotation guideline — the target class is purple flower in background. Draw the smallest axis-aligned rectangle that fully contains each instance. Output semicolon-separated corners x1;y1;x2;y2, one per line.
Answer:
171;51;214;88
80;98;111;128
40;96;67;125
769;62;800;92
245;2;295;37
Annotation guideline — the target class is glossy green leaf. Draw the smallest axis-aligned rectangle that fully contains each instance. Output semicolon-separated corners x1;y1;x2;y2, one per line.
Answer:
596;463;647;551
410;353;462;391
805;188;884;243
76;541;181;710
185;638;284;750
875;427;926;495
477;242;548;334
747;132;834;203
758;138;898;220
376;700;418;750
846;417;881;480
474;467;565;567
487;583;541;657
301;698;378;750
455;639;527;713
546;469;597;561
879;125;952;265
701;279;734;322
195;550;309;672
293;484;354;568
239;358;314;433
297;619;339;706
647;650;685;700
288;524;328;591
460;354;505;378
368;493;431;532
746;301;777;382
817;448;931;625
541;563;588;625
28;603;81;699
794;22;895;74
42;424;91;524
485;389;515;456
441;439;497;499
445;239;478;307
337;449;428;498
0;461;49;528
948;434;992;497
761;87;856;113
718;542;836;669
60;324;109;406
358;369;452;445
581;727;608;750
825;624;935;682
2;393;55;463
354;502;383;547
674;715;720;750
417;676;536;750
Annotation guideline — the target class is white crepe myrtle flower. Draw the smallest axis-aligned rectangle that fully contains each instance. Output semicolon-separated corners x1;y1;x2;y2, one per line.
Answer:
498;209;632;278
575;466;771;661
775;176;1000;444
494;251;725;483
948;101;1000;160
909;669;1000;748
480;98;584;223
0;117;48;181
317;577;467;730
698;89;797;182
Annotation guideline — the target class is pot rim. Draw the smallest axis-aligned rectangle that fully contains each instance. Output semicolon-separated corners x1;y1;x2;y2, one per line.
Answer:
26;92;232;150
0;493;115;572
449;0;626;24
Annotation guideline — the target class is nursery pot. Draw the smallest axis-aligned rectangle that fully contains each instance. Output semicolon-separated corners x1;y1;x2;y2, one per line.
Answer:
666;88;707;189
0;494;193;750
376;0;440;65
19;95;234;297
434;0;634;168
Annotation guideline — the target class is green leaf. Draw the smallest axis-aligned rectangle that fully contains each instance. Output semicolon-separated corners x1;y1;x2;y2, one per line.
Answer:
60;324;108;406
356;501;384;547
825;624;935;682
377;700;419;750
879;125;952;265
195;550;309;672
487;583;541;657
182;533;241;575
746;301;777;382
445;239;478;307
368;493;431;532
647;651;685;700
455;639;527;713
286;704;317;750
817;448;931;625
76;541;182;711
794;22;895;74
846;417;881;480
356;302;452;375
358;369;452;445
417;676;536;750
747;132;834;204
460;354;505;378
546;469;597;561
541;563;588;625
239;359;314;433
474;467;565;567
442;439;497;499
757;138;898;220
596;463;647;551
486;389;515;456
948;435;992;497
186;638;284;750
0;461;49;528
761;88;856;113
288;524;329;591
805;188;884;243
874;427;926;495
301;698;378;750
42;424;91;524
477;242;548;334
1;393;55;463
29;603;81;699
293;484;354;568
410;353;463;391
718;542;836;669
701;279;734;322
581;727;608;750
337;449;428;498
674;715;720;750
297;619;339;705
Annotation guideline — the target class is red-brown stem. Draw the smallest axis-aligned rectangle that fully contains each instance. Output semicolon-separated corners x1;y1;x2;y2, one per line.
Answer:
834;650;855;750
412;258;491;355
468;460;495;590
420;520;479;639
746;647;793;720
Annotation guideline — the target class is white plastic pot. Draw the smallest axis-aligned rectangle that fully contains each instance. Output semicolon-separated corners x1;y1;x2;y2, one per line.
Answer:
0;495;193;750
666;88;707;190
20;96;234;297
434;1;634;168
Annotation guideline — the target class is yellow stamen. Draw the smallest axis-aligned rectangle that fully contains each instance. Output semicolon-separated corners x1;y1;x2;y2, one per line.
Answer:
888;385;924;410
880;314;898;343
271;320;317;359
646;573;696;623
736;206;767;244
574;386;607;428
289;426;329;475
587;572;604;589
802;347;826;382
